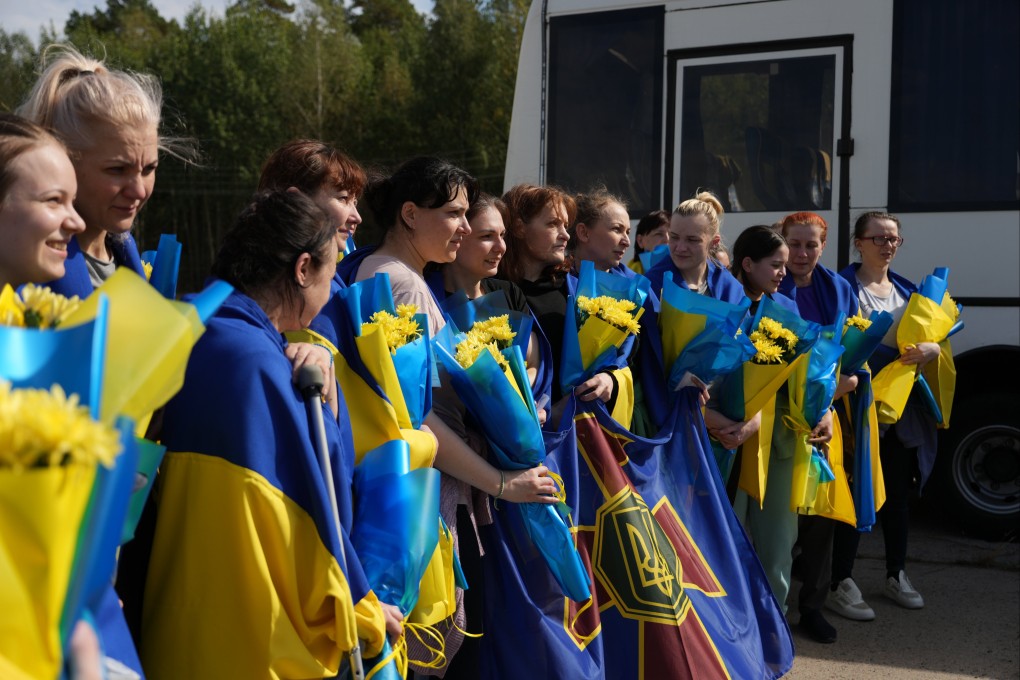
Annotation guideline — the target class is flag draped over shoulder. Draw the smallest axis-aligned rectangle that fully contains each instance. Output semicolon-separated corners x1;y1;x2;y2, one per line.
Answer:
141;289;369;679
480;393;793;680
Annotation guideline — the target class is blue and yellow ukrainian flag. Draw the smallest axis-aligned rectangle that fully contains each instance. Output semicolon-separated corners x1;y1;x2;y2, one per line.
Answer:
141;289;382;679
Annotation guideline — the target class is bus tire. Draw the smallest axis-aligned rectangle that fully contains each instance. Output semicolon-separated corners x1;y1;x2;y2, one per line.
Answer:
936;394;1020;540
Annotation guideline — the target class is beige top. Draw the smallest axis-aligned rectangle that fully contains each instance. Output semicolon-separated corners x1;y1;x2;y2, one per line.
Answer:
355;253;446;337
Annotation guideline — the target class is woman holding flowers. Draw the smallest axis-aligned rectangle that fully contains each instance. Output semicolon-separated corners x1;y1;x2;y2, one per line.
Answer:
0;114;85;291
342;160;557;674
0;112;105;679
834;212;938;612
728;225;834;636
500;183;627;412
141;190;391;679
17;45;185;297
777;211;861;641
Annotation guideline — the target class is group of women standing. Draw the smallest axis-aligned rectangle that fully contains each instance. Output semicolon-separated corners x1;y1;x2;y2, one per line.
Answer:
0;43;945;680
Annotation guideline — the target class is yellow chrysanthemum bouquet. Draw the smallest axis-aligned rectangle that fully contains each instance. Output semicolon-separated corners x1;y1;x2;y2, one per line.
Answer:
715;297;820;505
0;381;130;680
0;270;231;678
433;290;590;602
871;267;962;426
561;261;648;413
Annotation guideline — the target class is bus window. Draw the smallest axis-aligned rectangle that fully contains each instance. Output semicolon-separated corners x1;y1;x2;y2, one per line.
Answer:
547;6;663;215
678;55;836;214
889;0;1020;210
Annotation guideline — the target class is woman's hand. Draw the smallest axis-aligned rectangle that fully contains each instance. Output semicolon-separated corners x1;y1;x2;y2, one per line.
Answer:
501;465;559;504
286;342;338;417
899;341;941;367
808;409;834;447
575;372;614;403
834;373;859;400
713;411;762;450
380;602;404;642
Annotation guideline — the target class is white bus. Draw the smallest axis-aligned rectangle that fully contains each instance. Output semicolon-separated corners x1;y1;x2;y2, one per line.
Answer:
504;0;1019;536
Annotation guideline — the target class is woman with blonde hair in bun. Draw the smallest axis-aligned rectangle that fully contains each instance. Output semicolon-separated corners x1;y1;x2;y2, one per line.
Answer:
644;191;745;304
18;44;190;298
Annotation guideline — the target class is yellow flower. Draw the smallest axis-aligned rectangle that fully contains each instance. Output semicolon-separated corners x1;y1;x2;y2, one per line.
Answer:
845;313;873;331
367;305;423;355
749;316;798;364
0;285;25;327
0;381;121;469
752;338;784;364
454;316;517;369
577;295;641;335
0;284;80;329
142;261;154;281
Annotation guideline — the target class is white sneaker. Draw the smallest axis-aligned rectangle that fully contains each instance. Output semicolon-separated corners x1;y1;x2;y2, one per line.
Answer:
825;577;876;621
884;570;924;609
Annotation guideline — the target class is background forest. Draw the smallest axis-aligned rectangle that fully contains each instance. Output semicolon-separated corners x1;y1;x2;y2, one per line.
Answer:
0;0;530;292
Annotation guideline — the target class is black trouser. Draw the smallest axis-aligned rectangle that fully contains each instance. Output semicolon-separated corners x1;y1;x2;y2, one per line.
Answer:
832;427;916;583
441;505;484;680
795;514;834;614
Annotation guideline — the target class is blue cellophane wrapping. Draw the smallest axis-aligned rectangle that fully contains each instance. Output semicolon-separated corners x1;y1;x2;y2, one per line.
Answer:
560;260;650;393
351;439;441;616
433;320;590;602
338;273;433;427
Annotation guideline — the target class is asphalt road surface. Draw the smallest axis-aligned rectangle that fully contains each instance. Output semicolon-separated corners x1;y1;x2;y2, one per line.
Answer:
784;512;1019;679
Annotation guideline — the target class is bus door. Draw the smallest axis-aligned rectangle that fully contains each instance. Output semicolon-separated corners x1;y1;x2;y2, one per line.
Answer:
665;39;854;267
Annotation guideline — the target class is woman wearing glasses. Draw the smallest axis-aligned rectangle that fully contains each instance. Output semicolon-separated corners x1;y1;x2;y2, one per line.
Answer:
834;211;939;616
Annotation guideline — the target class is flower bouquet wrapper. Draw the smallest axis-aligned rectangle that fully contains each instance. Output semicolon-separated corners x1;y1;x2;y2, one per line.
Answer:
352;440;441;616
119;437;166;545
872;267;959;425
140;233;182;300
841;371;886;531
352;440;441;680
338;273;433;431
659;271;753;389
638;243;670;273
787;327;854;522
840;310;894;375
0;383;136;680
432;323;590;601
61;268;231;432
560;261;648;394
728;296;821;504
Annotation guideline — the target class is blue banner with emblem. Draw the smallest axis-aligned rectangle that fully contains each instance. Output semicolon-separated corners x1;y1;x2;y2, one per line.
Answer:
479;390;793;679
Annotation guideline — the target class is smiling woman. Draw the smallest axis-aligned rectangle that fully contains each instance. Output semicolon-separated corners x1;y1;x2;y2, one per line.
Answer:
0;114;85;290
16;44;191;298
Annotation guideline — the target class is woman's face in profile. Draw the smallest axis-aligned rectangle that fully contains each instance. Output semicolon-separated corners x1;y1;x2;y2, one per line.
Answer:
407;185;472;264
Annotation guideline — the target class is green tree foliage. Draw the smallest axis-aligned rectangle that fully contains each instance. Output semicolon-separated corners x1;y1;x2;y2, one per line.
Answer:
0;0;529;292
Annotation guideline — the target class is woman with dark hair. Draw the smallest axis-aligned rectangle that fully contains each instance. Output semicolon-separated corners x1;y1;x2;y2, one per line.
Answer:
258;139;365;262
628;209;669;274
776;211;860;642
726;224;835;642
141;191;391;678
833;212;938;615
337;159;557;675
